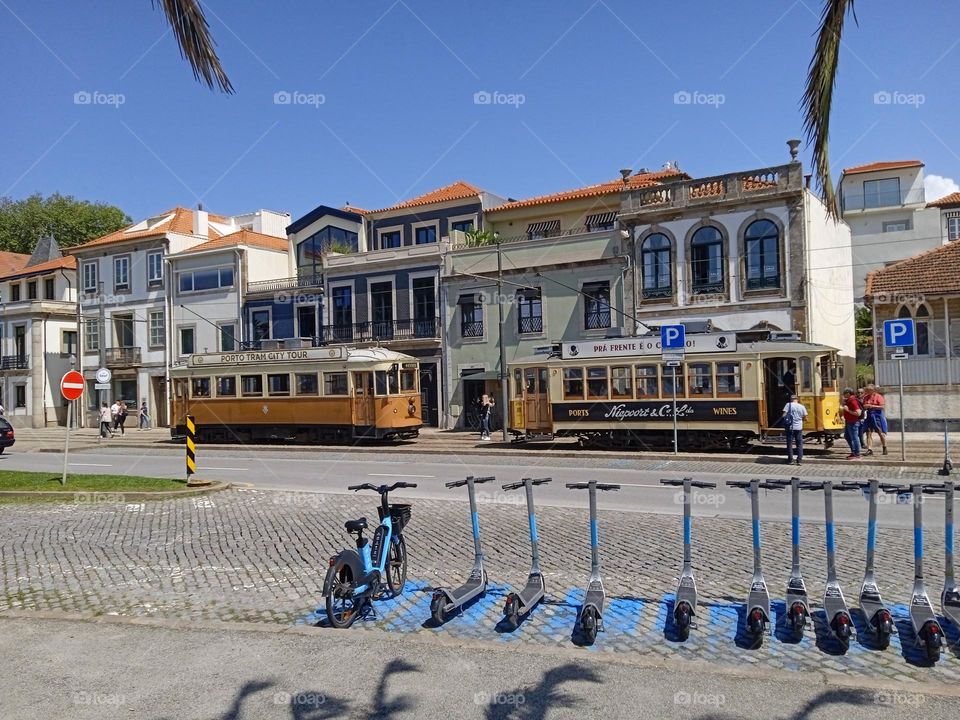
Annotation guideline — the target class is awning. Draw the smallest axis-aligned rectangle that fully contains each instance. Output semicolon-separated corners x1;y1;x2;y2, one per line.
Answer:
526;220;560;235
460;370;499;381
585;211;618;227
515;286;541;299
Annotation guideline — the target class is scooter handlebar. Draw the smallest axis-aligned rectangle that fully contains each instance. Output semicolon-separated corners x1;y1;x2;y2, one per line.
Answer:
660;478;716;489
502;477;552;491
879;483;907;494
922;484;947;494
446;475;496;489
565;482;620;491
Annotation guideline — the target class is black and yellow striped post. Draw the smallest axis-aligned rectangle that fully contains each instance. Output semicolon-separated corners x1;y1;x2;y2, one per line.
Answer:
185;415;197;482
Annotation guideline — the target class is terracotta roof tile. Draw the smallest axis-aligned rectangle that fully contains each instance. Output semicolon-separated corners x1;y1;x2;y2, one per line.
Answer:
0;251;30;278
2;256;76;280
842;160;923;176
865;240;960;297
927;192;960;209
367;181;484;214
177;229;288;255
68;207;226;252
341;205;369;215
486;169;689;213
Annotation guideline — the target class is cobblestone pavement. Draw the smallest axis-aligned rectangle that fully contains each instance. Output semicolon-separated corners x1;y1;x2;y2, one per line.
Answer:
2;488;959;685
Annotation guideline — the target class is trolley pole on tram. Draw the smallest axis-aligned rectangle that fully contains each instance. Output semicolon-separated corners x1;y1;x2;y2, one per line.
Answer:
496;238;509;442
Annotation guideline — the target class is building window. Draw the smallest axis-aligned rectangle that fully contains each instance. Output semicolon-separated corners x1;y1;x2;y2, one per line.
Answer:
585;212;617;232
412;277;436;337
370;281;394;338
331;287;353;339
379;231;401;249
296;306;317;339
897;304;932;356
61;330;78;356
641;233;672;300
587;367;608;399
744;219;780;290
863;177;901;209
716;362;742;396
82;262;97;293
219;323;236;352
690;226;725;295
414;226;437;245
114;256;130;291
250;310;271;341
27;281;37;300
610;366;632;398
882;219;910;233
84;318;99;351
10;284;20;302
179;326;195;356
43;278;55;300
147;252;164;286
450;219;474;233
296;225;358;278
517;289;543;334
114;314;134;347
296;373;319;395
149;311;165;348
191;378;211;398
687;362;713;396
526;220;560;240
459;295;483;337
583;281;611;329
949;217;960;242
15;384;26;408
178;267;234;293
268;373;290;396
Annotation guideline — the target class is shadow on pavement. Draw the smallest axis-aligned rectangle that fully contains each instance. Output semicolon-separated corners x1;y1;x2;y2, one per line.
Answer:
695;687;889;720
484;663;601;720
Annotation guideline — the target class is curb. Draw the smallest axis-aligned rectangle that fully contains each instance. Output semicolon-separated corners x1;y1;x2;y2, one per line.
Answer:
0;481;232;501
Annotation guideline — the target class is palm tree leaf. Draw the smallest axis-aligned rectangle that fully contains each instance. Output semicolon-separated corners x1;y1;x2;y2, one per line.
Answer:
801;0;857;217
153;0;234;93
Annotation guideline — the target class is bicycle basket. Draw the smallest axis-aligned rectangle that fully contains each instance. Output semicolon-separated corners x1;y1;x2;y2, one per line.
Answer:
378;503;412;532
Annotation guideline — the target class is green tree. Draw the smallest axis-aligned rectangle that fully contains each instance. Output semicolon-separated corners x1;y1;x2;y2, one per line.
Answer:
0;194;130;253
464;229;497;247
854;305;872;350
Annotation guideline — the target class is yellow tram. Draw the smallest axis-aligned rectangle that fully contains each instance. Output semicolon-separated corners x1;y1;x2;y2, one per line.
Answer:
170;346;422;443
507;332;845;450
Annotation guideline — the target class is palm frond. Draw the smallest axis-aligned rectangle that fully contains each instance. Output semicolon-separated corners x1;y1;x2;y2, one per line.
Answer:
154;0;234;93
801;0;857;217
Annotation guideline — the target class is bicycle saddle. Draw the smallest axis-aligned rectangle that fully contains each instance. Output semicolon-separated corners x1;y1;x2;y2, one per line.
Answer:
345;518;367;533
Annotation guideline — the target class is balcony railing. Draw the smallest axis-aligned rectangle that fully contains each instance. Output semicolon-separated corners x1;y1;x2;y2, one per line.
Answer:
246;273;323;295
321;318;440;344
451;224;616;250
841;187;925;212
0;355;28;370
105;347;142;367
461;320;484;338
641;285;673;300
518;316;543;334
584;311;612;330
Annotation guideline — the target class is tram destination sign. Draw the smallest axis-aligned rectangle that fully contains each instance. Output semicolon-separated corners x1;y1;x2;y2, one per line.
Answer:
188;346;347;367
555;400;759;423
560;332;736;360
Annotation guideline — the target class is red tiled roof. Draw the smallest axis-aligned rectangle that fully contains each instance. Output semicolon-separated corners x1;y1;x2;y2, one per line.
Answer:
367;181;484;214
178;229;287;254
842;160;923;176
0;251;30;278
865;240;960;297
68;207;228;252
928;192;960;209
486;169;688;213
341;205;369;215
5;256;77;279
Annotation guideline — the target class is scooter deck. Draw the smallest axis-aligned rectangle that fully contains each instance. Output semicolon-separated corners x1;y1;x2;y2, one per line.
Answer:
824;579;849;619
786;574;809;609
440;569;486;609
943;582;960;625
676;570;698;608
859;577;888;621
748;574;771;618
583;581;605;614
910;581;937;625
515;572;545;608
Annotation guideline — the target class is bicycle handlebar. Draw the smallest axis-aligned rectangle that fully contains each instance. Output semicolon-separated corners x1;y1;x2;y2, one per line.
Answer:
660;478;717;489
347;482;418;493
565;482;621;491
445;475;496;489
502;477;552;491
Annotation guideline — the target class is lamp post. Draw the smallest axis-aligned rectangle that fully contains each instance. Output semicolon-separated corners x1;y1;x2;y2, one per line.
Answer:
495;233;509;441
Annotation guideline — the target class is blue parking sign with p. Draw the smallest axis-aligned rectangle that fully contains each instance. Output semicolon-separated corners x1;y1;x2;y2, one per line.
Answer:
661;324;685;350
883;319;914;349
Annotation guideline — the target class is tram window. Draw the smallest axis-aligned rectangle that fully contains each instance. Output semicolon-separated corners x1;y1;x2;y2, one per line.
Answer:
688;363;713;396
296;373;318;395
525;368;537;394
563;368;584;399
375;370;398;395
611;366;632;398
513;369;523;398
635;366;658;398
241;375;263;397
324;372;348;396
799;357;813;392
191;377;211;398
715;362;741;397
216;376;236;397
662;367;685;398
587;367;609;399
819;356;836;391
400;369;417;393
538;368;548;393
268;374;290;396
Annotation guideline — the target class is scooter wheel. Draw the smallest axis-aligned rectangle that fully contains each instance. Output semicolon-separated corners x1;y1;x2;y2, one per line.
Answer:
922;622;943;663
503;594;520;630
789;604;807;636
873;611;892;650
580;606;598;645
747;608;765;648
832;613;852;653
674;602;692;641
430;592;447;625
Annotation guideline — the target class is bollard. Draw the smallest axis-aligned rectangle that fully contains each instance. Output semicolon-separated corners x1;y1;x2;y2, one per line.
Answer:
186;415;197;484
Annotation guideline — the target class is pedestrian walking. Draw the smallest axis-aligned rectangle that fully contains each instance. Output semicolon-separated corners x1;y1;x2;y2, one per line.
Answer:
842;388;863;460
99;402;112;438
479;393;494;440
856;387;868;450
110;400;120;432
117;400;128;435
781;393;808;466
862;383;889;456
139;399;150;430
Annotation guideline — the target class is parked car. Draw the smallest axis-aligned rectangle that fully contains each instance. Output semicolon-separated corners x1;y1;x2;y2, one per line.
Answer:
0;418;15;453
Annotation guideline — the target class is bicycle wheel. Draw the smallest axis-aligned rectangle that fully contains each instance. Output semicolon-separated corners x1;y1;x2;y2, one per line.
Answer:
325;562;361;628
386;535;407;596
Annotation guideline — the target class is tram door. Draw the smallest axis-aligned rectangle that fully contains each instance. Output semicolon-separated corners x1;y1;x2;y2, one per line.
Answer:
352;371;375;428
762;357;794;430
523;367;550;432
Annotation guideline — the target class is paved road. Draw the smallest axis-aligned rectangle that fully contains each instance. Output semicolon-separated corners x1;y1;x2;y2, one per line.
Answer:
0;445;945;528
1;615;956;720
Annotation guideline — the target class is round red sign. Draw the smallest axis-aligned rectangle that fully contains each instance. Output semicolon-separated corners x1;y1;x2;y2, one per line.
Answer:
60;370;85;401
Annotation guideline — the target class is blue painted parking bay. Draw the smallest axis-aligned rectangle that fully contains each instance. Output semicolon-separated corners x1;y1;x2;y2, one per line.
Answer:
299;585;960;682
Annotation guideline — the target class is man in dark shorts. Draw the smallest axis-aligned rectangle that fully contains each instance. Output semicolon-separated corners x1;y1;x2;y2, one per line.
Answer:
862;383;889;456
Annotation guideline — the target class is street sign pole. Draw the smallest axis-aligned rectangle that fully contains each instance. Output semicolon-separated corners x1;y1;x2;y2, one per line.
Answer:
898;357;905;461
672;365;678;455
61;400;71;486
60;361;81;486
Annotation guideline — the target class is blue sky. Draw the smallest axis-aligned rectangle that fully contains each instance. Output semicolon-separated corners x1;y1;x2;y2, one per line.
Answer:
2;0;959;222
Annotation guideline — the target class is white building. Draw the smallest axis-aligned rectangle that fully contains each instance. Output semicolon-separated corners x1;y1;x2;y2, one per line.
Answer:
927;191;960;244
838;160;942;300
69;207;289;427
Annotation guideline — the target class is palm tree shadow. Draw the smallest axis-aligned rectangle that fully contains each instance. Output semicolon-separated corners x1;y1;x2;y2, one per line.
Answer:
484;663;602;720
365;658;421;718
696;687;887;720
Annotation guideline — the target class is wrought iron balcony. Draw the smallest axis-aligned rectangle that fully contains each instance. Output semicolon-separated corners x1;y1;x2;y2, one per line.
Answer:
584;311;612;330
322;318;440;344
461;320;484;338
0;355;28;370
104;347;141;367
518;316;543;334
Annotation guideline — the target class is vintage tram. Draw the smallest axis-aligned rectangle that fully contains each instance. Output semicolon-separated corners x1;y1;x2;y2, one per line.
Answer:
507;332;845;450
170;346;422;443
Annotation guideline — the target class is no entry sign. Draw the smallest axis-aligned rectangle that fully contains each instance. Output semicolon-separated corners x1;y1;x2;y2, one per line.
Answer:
60;370;85;401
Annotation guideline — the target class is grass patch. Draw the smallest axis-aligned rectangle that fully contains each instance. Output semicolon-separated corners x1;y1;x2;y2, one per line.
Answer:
0;471;184;493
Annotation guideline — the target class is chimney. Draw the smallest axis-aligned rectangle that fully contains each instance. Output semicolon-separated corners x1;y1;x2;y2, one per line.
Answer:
193;204;209;237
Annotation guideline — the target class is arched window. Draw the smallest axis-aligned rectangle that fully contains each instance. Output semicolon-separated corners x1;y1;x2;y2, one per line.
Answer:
897;303;932;356
641;233;672;299
744;219;780;290
690;226;725;294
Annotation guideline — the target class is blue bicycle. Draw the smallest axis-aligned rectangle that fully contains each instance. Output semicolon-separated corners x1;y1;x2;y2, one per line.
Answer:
323;482;416;628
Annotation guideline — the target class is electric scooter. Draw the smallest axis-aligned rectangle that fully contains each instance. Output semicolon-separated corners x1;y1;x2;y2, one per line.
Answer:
902;483;946;663
768;477;811;639
430;475;495;624
934;480;960;630
726;479;782;648
842;479;897;649
660;477;717;640
802;480;856;653
566;480;620;645
501;476;552;630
